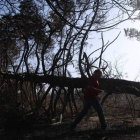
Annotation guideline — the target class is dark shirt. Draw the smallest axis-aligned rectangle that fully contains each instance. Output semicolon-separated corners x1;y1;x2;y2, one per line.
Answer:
84;75;99;99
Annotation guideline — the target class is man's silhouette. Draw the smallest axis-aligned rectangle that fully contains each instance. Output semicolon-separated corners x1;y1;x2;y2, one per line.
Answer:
69;69;106;130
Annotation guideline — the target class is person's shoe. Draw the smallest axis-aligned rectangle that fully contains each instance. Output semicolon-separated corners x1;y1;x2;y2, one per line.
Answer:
102;126;112;131
69;124;76;131
101;124;107;131
102;126;106;130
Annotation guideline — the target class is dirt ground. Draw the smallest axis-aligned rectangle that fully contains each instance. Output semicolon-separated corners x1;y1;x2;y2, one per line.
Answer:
1;92;140;140
1;116;140;140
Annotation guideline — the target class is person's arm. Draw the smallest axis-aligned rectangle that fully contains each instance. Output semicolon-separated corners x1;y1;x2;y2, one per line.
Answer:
87;85;103;93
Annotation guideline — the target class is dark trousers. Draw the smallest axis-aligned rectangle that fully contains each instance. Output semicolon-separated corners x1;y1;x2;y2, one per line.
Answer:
72;98;106;128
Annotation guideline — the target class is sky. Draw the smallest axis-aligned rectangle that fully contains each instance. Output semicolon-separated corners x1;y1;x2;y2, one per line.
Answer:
68;4;140;81
102;20;140;81
69;18;140;81
87;20;140;81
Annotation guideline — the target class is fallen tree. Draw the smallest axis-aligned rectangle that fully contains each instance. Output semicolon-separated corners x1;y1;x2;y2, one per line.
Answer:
1;72;140;95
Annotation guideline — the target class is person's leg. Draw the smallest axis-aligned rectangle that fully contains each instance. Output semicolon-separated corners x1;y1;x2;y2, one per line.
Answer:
90;99;106;129
70;100;90;128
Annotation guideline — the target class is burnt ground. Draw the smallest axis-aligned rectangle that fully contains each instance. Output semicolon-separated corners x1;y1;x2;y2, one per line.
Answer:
1;116;140;140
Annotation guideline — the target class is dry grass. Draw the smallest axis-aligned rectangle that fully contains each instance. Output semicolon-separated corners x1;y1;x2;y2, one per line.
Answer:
1;90;140;140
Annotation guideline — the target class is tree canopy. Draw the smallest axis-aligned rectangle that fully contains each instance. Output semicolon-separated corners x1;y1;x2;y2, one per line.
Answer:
0;0;139;77
1;0;140;128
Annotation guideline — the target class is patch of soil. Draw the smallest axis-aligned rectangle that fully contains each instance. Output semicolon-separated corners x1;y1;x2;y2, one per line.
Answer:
1;117;140;140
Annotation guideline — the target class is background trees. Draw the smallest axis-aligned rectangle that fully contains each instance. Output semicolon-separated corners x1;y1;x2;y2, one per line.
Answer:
0;0;138;76
0;0;140;129
124;0;140;41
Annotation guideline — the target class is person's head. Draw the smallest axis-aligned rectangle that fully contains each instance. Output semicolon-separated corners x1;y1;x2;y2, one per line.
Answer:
93;69;102;79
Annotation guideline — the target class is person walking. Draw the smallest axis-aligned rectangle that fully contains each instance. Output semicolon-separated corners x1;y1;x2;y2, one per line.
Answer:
69;69;106;130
